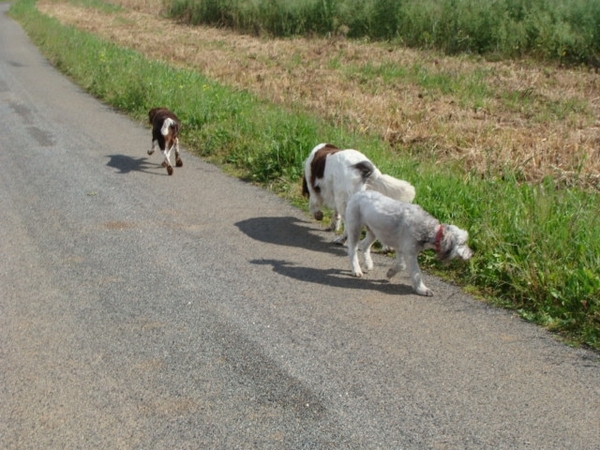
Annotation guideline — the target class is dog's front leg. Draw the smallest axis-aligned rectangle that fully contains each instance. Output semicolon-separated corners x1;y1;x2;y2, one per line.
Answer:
149;139;157;155
359;229;377;271
406;254;433;296
345;206;364;276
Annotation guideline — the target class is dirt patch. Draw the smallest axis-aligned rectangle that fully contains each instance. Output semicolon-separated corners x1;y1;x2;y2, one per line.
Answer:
37;0;600;187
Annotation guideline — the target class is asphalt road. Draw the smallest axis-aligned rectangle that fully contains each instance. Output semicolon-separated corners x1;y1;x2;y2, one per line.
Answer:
1;4;599;449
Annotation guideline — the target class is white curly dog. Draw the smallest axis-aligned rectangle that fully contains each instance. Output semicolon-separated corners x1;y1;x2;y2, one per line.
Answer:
345;190;473;296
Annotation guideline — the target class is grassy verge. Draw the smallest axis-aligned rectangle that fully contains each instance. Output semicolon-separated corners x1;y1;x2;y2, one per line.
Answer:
10;0;600;349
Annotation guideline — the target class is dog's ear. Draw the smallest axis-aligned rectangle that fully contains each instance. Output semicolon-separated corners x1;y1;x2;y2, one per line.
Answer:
437;232;454;261
437;224;459;261
352;161;375;181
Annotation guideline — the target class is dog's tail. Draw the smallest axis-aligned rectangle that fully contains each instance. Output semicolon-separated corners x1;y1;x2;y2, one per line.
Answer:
366;172;416;203
161;118;176;136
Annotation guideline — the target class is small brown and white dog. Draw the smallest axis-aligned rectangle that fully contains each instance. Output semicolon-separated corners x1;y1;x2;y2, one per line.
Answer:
148;107;182;175
302;143;415;243
345;190;473;296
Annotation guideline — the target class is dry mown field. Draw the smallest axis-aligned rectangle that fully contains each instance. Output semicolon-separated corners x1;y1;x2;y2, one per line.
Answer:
38;0;600;188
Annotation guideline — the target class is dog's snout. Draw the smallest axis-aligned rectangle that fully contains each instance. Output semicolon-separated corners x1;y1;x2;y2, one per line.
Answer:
461;246;473;260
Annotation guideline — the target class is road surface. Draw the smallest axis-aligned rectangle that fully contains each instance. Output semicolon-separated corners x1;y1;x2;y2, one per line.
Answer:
1;4;599;449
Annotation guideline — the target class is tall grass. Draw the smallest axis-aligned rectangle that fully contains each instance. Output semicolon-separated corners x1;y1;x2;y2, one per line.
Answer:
10;0;600;348
168;0;600;66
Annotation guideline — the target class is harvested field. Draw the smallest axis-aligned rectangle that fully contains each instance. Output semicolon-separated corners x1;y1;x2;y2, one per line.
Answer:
38;0;600;188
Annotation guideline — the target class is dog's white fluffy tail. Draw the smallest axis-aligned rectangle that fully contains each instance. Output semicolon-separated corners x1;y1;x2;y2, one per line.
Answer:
366;172;416;203
161;118;175;136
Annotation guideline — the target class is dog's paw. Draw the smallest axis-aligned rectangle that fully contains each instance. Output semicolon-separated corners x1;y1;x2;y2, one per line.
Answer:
167;165;174;176
416;287;433;297
148;149;155;155
386;268;398;279
333;235;347;245
352;269;363;278
314;211;324;221
325;221;338;231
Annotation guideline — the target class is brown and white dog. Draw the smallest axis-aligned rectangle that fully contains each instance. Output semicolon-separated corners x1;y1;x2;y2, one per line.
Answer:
148;107;182;176
302;143;415;243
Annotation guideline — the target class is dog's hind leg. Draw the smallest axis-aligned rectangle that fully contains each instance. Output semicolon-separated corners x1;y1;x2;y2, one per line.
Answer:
359;228;377;271
174;137;183;167
345;215;364;277
348;242;362;277
347;234;362;277
162;145;174;176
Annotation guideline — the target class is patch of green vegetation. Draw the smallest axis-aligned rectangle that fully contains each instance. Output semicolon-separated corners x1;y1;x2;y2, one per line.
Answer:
165;0;600;67
349;61;492;109
10;0;600;349
349;61;594;123
71;0;122;12
500;88;592;123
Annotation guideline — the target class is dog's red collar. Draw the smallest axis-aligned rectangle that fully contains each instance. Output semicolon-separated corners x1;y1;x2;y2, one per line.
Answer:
434;224;444;254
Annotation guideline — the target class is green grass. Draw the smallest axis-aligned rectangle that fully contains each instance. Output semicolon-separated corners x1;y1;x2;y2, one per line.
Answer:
166;0;600;67
349;61;492;110
10;0;600;349
346;60;594;123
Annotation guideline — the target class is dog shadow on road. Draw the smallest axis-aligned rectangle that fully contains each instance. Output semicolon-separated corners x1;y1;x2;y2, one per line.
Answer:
251;258;414;296
235;216;347;256
236;216;414;294
106;154;164;175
